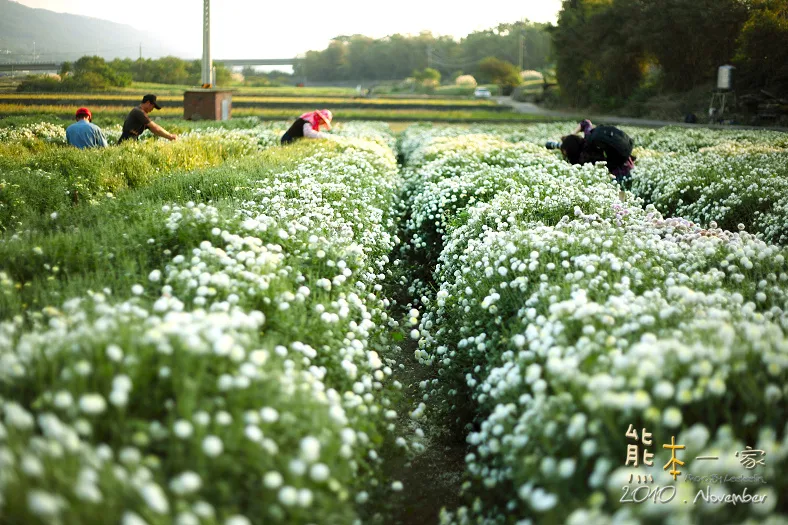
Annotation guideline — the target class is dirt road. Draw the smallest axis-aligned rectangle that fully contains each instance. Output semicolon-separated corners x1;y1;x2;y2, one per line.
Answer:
493;96;788;132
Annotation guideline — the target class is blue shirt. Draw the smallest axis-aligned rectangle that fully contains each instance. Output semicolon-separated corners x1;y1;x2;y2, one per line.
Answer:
66;120;108;149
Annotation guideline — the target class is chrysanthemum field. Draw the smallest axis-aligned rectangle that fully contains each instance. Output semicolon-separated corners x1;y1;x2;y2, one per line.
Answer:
0;119;786;525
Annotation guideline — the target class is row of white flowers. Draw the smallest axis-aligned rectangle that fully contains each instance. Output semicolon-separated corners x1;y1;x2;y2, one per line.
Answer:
0;120;395;152
405;122;788;246
0;129;411;524
399;125;788;524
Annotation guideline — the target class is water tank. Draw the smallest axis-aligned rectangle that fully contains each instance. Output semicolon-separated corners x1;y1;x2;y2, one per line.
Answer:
717;65;734;91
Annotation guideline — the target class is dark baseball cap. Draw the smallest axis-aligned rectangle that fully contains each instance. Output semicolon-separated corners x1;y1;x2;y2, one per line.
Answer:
142;94;161;110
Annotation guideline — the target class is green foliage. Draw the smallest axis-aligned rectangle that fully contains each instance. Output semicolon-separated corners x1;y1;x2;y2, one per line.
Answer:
293;22;552;83
552;0;647;108
550;0;782;110
413;68;441;84
478;57;521;94
17;56;131;92
0;133;262;231
635;0;748;91
16;56;234;92
734;0;788;94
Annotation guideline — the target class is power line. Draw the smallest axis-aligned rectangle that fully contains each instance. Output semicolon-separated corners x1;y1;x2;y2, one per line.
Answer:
426;50;486;69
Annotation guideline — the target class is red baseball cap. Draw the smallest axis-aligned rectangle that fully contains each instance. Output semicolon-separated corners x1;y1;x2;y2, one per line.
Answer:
76;107;92;120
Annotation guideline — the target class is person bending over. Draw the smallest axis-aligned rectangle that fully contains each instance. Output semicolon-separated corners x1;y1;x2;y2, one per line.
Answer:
118;94;177;144
549;119;636;184
281;109;333;145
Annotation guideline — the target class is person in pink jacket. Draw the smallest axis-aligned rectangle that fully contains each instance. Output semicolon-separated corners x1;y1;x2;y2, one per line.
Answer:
280;109;333;145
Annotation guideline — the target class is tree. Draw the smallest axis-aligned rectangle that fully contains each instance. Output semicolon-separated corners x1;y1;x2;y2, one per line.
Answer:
478;57;521;93
551;0;647;107
72;56;132;87
291;22;553;83
414;68;441;84
634;0;749;91
734;0;788;93
59;61;72;77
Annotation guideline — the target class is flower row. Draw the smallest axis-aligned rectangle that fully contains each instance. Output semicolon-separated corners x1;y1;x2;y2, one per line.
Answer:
398;125;788;524
0;133;409;524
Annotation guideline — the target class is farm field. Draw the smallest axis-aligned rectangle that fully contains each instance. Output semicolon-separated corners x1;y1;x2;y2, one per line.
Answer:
0;94;502;109
0;80;498;99
0;81;542;125
0;104;546;126
0;116;787;525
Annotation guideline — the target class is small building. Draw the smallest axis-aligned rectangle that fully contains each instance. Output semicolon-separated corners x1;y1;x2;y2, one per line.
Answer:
183;89;233;121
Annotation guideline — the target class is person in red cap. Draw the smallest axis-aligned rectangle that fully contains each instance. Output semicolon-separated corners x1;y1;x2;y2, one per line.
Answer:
280;109;333;145
65;107;108;149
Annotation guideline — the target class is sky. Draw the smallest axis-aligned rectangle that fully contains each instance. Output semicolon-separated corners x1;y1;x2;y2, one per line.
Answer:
14;0;562;62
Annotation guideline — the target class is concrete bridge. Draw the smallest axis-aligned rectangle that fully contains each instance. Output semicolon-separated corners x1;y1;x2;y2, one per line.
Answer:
0;58;300;73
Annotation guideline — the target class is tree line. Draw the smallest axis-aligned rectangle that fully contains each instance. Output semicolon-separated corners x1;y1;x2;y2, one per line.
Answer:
551;0;788;108
17;56;233;92
292;22;552;83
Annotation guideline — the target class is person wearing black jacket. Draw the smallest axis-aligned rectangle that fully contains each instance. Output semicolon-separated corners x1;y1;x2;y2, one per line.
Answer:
549;119;636;184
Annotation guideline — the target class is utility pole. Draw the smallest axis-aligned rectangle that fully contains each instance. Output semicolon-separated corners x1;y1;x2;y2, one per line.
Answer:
201;0;212;87
139;43;142;60
518;34;524;71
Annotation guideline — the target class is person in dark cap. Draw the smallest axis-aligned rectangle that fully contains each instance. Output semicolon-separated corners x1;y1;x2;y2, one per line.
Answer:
66;107;108;149
118;94;177;143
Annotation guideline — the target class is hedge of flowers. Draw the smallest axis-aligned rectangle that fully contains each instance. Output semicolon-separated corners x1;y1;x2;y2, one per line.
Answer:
399;125;788;524
0;131;412;524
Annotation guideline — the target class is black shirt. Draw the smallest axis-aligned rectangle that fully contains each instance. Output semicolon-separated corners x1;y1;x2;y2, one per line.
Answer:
280;118;308;144
119;107;152;142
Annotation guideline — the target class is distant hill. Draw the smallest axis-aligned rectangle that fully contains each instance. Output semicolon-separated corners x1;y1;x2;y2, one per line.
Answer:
0;0;190;63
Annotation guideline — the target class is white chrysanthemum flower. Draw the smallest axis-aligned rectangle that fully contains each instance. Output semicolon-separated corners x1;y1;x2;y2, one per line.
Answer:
79;394;107;415
663;407;683;428
121;511;150;525
653;380;674;400
529;488;558;512
109;390;129;407
174;420;194;439
260;407;279;423
300;436;321;462
170;471;202;495
148;270;162;282
106;344;124;362
558;458;576;478
278;486;298;506
192;501;215;519
74;482;102;503
5;403;35;430
225;516;252;525
202;435;224;457
175;512;200;525
27;490;63;518
309;463;330;482
53;391;74;409
263;471;283;489
140;482;169;514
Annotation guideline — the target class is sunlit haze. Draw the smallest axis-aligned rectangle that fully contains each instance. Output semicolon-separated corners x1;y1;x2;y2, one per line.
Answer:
13;0;561;61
